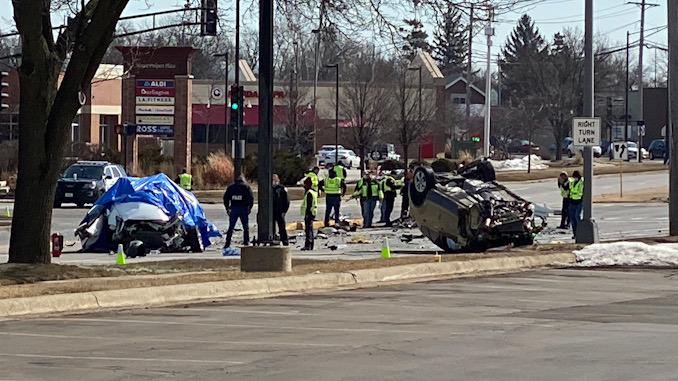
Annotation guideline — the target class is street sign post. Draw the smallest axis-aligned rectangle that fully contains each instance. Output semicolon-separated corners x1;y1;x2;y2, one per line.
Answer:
572;117;600;244
572;117;601;146
612;141;629;198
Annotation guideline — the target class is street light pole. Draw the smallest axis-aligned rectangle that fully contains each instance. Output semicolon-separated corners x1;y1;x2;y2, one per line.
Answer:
326;63;339;166
234;0;243;178
483;23;494;158
213;52;229;156
407;66;422;163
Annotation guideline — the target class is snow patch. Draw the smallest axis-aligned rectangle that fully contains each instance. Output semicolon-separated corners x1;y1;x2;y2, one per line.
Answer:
490;155;548;171
573;242;678;267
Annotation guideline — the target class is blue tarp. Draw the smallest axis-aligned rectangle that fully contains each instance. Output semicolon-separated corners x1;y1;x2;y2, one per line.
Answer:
80;173;220;250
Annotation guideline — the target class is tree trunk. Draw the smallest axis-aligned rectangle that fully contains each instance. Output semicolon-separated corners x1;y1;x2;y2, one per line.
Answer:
402;144;409;169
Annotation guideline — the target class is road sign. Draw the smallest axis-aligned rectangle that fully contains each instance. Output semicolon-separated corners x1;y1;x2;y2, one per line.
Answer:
211;86;224;99
572;117;601;146
612;142;629;160
639;125;646;137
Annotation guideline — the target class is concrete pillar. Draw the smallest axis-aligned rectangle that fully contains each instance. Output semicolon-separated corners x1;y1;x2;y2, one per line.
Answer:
174;75;193;174
241;246;292;272
121;76;138;174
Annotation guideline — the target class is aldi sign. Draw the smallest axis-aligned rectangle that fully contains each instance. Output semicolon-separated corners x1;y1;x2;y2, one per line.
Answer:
136;80;174;88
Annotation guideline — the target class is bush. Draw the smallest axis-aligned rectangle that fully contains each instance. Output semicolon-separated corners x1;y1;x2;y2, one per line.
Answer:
239;152;311;186
380;159;404;171
200;151;234;187
431;158;456;173
242;154;258;181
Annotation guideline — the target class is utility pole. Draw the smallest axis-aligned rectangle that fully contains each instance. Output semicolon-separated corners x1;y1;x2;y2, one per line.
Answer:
464;4;474;141
625;31;630;142
668;0;678;235
311;1;325;161
497;53;502;107
233;0;243;178
257;0;274;243
576;0;599;244
483;8;493;158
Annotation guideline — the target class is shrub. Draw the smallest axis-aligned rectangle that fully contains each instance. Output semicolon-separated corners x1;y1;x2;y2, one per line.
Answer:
242;154;258;181
431;158;456;173
201;151;234;187
275;152;311;186
380;159;404;171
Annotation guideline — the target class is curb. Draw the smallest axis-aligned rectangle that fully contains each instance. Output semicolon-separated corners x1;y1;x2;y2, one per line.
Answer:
0;252;575;319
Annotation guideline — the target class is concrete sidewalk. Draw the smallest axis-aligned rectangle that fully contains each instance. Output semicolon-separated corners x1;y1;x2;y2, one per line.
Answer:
0;252;575;319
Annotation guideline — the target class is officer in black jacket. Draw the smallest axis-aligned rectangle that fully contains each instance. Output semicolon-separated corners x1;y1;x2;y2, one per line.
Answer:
272;174;290;245
223;175;254;248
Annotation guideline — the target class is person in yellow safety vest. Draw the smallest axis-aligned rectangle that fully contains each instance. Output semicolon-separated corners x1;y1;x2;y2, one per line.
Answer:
378;174;401;226
175;168;193;191
351;172;382;228
300;177;318;251
557;171;571;229
319;169;347;227
333;163;347;180
567;170;584;237
304;166;320;191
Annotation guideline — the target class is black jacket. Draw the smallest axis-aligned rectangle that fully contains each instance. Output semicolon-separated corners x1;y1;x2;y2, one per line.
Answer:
223;180;254;209
272;183;290;215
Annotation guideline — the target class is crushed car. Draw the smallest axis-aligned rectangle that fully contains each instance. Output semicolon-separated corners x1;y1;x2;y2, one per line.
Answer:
75;173;221;256
409;158;545;252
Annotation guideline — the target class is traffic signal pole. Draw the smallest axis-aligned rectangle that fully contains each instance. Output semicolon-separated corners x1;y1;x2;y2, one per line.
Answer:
233;0;243;178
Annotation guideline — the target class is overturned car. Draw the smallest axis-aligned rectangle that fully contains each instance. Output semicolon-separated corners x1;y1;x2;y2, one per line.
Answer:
409;159;544;252
75;173;220;255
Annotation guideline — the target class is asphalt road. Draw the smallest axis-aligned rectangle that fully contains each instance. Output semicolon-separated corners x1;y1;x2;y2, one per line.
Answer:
1;268;677;380
0;170;669;258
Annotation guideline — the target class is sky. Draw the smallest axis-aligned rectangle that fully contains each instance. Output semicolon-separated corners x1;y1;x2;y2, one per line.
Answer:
0;0;669;67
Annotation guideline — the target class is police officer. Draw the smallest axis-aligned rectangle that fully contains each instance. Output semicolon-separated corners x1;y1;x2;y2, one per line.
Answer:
223;175;254;248
175;168;193;191
332;162;347;181
319;168;346;227
379;173;399;226
304;166;320;191
352;172;382;228
272;174;290;246
300;177;318;251
557;171;571;229
567;170;584;237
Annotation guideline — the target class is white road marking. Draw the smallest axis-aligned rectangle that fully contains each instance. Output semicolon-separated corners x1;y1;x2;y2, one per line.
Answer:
0;352;243;364
0;332;344;348
50;318;435;334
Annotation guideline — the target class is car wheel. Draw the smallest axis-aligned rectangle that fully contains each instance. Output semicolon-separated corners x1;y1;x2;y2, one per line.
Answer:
126;240;146;258
410;166;435;208
186;226;204;253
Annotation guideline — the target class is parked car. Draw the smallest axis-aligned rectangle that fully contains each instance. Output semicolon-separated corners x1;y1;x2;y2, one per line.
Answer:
567;141;602;158
317;145;345;166
325;149;361;169
548;137;573;156
648;139;666;160
507;140;540;154
54;161;126;208
367;143;401;163
627;141;639;160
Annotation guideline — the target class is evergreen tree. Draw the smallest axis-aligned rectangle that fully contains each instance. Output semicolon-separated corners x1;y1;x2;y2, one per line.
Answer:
501;14;548;100
401;18;431;62
432;5;468;76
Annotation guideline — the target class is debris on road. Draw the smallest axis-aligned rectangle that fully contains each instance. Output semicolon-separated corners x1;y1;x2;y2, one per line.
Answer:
350;235;372;244
574;242;678;267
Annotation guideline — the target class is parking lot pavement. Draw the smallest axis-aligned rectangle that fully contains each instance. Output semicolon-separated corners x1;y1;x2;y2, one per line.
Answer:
1;268;677;380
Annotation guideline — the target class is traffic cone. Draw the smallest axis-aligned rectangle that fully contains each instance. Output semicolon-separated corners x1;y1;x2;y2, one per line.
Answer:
380;237;391;258
116;244;126;265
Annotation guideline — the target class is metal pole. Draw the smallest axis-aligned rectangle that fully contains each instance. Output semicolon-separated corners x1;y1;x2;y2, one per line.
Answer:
465;4;474;140
214;52;229;156
312;2;324;159
335;64;339;165
418;67;422;163
576;0;599;244
638;0;645;161
483;24;493;158
668;0;678;235
256;0;274;243
234;0;242;178
625;32;630;142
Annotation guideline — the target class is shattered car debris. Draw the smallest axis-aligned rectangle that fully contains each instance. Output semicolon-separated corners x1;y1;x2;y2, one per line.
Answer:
409;158;545;252
75;173;220;254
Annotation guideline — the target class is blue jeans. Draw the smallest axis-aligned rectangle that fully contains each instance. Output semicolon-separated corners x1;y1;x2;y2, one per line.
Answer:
325;195;341;226
363;198;377;227
568;202;582;235
225;206;249;247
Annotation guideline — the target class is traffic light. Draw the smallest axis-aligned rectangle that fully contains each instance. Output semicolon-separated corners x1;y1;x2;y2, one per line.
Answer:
471;136;480;142
229;85;241;127
200;0;217;36
1;71;9;111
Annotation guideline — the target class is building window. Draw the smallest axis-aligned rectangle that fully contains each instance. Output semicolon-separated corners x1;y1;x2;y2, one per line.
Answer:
99;115;109;147
71;115;81;142
453;97;466;104
0;113;19;141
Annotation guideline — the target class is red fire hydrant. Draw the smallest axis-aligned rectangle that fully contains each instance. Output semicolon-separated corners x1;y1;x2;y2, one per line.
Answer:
51;232;63;258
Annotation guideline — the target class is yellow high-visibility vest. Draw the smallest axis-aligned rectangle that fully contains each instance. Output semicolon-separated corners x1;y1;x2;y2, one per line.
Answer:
301;189;318;215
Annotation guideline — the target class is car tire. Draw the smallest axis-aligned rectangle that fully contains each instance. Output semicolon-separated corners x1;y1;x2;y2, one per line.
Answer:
186;226;205;253
126;240;146;258
410;166;435;208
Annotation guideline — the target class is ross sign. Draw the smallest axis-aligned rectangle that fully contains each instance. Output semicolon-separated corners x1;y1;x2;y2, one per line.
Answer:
612;142;629;160
135;125;174;135
136;105;175;115
572;117;601;146
136;80;174;88
135;115;174;125
135;96;175;105
135;87;175;97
